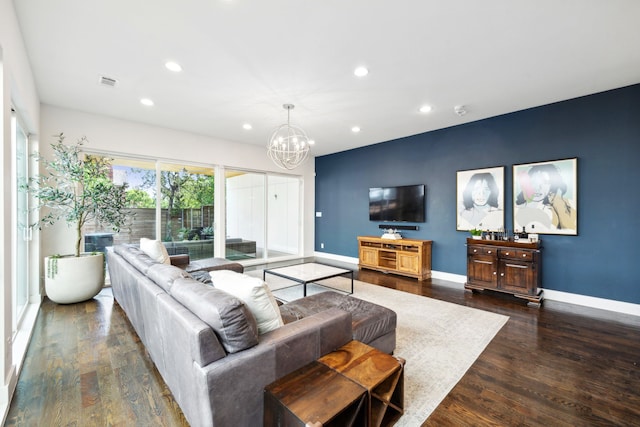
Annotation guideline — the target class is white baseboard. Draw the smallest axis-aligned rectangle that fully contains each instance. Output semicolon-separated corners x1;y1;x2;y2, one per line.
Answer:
313;251;640;317
314;251;359;265
431;271;467;285
541;289;640;317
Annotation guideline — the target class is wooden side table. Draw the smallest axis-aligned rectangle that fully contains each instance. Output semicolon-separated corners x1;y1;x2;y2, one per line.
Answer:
264;361;367;427
319;341;405;427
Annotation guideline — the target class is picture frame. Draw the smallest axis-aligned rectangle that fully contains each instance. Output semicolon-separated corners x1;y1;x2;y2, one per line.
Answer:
456;166;505;231
513;158;578;235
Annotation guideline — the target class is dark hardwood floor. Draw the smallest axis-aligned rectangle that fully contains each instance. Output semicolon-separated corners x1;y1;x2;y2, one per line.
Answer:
5;258;640;426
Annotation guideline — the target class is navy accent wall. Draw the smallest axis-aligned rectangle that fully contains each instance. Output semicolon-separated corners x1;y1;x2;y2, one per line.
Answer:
315;84;640;304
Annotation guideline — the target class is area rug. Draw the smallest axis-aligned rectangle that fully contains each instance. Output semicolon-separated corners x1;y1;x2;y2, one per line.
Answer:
252;272;509;426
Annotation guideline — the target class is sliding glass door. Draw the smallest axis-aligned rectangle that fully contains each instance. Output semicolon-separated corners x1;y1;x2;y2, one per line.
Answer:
157;163;215;260
225;170;265;260
83;157;158;253
225;170;301;261
82;153;302;265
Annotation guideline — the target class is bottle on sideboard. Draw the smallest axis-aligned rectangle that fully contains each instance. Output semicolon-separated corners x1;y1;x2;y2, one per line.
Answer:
520;227;527;240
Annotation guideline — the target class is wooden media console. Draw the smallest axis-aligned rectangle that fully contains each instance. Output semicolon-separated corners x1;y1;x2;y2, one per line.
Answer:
357;236;432;281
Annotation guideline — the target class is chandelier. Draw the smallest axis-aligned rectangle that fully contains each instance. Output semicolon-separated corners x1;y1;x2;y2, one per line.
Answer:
267;104;311;170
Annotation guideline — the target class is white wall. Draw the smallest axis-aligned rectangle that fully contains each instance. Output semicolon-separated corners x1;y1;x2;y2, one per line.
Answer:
39;104;316;260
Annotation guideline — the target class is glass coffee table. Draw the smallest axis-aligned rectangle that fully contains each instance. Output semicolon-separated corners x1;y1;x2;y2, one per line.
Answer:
263;263;354;298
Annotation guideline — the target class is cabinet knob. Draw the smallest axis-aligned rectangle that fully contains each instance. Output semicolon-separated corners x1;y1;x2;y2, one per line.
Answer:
523;254;527;258
488;250;492;254
473;249;477;253
493;272;497;275
505;252;510;256
501;273;504;277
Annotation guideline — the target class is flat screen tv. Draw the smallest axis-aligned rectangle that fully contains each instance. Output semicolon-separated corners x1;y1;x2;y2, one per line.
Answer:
369;184;425;222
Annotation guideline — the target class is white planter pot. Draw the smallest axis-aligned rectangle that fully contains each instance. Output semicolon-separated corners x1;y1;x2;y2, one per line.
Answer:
45;253;105;304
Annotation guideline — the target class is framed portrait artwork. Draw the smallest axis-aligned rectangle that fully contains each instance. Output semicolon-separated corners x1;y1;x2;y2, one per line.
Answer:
456;166;505;231
513;158;578;235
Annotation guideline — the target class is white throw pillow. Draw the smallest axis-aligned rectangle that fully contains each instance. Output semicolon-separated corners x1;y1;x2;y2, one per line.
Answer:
140;238;171;265
210;270;284;334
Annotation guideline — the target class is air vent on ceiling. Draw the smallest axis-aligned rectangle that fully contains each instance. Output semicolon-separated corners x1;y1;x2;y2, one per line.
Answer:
98;75;118;87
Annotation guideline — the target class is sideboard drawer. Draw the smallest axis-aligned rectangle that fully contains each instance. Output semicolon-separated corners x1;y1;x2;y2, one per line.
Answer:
499;249;534;261
467;246;497;256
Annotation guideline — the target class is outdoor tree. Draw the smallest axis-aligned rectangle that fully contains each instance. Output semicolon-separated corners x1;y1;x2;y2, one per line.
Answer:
137;168;215;240
125;188;155;208
182;174;215;208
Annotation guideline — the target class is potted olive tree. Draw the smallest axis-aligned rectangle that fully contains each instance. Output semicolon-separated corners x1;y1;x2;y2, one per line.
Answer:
25;133;130;304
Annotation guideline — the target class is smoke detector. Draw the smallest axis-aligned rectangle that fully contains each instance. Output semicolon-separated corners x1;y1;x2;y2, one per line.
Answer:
98;75;118;87
454;105;467;116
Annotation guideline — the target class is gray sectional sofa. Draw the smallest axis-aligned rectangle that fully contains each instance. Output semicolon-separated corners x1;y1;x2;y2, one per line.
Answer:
107;244;396;427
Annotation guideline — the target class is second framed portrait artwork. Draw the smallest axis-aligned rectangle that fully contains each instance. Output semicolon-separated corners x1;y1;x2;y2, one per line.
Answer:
457;158;578;235
513;158;577;235
457;166;505;232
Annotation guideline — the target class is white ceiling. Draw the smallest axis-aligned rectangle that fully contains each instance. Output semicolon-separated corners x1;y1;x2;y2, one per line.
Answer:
13;0;640;157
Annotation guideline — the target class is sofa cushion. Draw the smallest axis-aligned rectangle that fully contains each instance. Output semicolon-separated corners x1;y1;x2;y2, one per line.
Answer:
170;279;259;353
147;263;192;293
210;270;284;335
114;244;157;275
280;291;397;348
140;238;171;264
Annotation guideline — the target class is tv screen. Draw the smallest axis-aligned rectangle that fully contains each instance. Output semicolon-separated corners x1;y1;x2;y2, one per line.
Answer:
369;184;425;222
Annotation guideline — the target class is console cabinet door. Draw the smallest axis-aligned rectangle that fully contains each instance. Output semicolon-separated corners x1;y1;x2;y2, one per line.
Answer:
498;260;534;294
467;254;497;288
397;252;420;274
360;247;378;267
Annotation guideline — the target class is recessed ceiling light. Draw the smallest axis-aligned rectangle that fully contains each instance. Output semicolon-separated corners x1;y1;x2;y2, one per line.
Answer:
354;67;369;77
419;105;432;113
308;139;316;145
165;61;182;72
351;126;361;133
140;98;154;106
243;123;252;130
